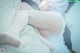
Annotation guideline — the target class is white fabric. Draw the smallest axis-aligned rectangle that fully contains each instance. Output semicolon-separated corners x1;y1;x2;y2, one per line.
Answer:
46;0;68;13
0;0;21;32
19;25;50;53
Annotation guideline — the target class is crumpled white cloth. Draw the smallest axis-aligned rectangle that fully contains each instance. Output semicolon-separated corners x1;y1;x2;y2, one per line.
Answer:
0;25;50;53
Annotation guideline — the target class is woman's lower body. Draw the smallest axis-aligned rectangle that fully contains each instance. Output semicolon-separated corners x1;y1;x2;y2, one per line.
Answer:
25;10;70;53
0;2;69;53
20;2;70;53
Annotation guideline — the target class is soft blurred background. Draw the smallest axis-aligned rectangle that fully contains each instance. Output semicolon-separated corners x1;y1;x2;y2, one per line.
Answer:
66;2;80;53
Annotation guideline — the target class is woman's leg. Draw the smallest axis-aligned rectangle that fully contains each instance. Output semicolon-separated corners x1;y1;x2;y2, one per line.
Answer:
27;10;64;33
0;2;35;47
0;10;28;47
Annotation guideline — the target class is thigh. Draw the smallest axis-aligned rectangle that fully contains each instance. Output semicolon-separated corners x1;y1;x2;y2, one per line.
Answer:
26;10;64;33
27;10;62;19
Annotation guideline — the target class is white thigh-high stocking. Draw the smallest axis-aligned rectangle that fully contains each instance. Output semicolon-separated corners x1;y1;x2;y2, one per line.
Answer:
0;32;21;47
0;10;28;47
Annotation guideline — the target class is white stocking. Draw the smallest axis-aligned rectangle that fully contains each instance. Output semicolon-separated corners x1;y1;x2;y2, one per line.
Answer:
0;10;28;47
